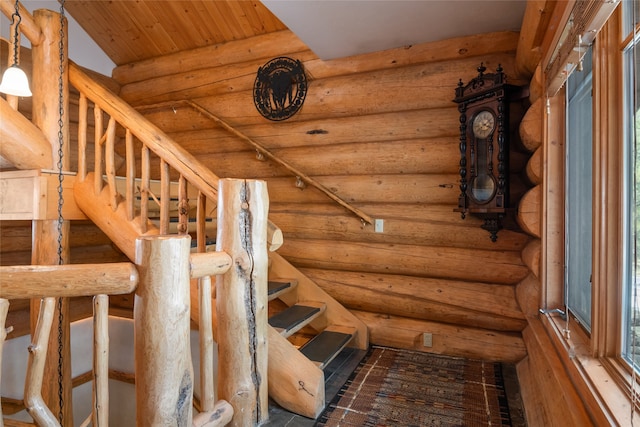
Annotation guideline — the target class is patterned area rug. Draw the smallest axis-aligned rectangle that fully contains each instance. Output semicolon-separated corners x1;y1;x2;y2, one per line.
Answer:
315;346;514;427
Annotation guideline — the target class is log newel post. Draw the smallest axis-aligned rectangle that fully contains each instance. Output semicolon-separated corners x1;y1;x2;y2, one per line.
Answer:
216;178;269;426
134;235;194;427
30;8;72;425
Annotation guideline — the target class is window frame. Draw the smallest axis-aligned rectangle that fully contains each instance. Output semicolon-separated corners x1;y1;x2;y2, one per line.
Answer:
541;4;639;423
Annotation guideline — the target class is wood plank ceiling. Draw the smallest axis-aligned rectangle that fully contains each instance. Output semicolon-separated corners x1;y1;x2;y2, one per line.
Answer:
64;1;287;66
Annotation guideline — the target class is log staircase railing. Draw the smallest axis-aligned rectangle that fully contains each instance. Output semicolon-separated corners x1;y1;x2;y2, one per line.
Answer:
2;23;369;421
0;263;138;426
69;62;283;254
67;61;371;422
0;240;240;426
68;62;280;425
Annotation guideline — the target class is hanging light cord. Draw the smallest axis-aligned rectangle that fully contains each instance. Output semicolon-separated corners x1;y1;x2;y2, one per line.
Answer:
56;0;66;424
10;0;20;66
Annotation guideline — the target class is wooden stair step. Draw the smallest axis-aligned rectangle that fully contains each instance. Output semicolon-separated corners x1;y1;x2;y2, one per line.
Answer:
268;302;325;338
268;279;298;301
299;326;357;370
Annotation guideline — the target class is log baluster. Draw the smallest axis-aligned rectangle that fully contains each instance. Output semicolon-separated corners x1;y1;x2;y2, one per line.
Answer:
24;297;59;426
194;187;215;412
140;145;150;234
105;117;117;211
160;159;170;234
0;298;9;426
199;275;215;411
93;105;103;195
196;192;207;252
178;175;189;235
77;94;88;181
92;294;109;426
125;129;136;221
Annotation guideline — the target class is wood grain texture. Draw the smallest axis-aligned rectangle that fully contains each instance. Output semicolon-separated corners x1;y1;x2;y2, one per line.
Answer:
278;238;529;286
0;97;52;169
521;238;541;277
515;273;541;318
0;263;137;298
215;179;269;426
300;268;526;332
134;235;194;427
517;320;594;426
517;185;541;238
515;0;548;79
354;310;526;363
520;97;543;152
526;146;543;184
65;0;286;66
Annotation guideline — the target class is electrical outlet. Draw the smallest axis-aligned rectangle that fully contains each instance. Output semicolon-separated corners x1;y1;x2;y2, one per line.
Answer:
374;219;384;233
423;332;433;347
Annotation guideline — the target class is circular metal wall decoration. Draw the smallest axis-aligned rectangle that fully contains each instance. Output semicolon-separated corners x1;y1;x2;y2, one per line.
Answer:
253;57;307;121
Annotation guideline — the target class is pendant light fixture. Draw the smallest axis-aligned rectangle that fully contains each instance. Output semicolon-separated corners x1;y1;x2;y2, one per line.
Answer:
0;0;32;97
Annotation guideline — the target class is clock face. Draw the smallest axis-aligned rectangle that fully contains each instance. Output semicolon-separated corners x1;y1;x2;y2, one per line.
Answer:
472;110;495;139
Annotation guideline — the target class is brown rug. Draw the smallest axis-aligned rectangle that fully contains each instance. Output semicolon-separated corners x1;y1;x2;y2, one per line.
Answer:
315;346;514;427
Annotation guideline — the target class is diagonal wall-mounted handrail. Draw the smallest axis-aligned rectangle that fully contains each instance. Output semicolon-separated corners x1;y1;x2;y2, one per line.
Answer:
185;100;374;225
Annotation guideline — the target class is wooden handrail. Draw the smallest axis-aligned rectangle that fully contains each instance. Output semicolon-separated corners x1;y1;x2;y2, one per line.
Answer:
0;0;45;46
69;61;283;251
70;62;221;201
1;253;235;426
0;263;138;299
139;99;374;225
0;97;53;169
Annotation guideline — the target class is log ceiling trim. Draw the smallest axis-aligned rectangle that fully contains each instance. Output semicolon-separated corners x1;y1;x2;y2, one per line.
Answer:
64;0;287;65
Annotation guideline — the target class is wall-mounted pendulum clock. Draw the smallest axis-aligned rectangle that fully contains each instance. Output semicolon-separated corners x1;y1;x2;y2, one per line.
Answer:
453;64;516;242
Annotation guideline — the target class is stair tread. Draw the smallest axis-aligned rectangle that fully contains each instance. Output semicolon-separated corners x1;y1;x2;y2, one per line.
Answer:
299;330;354;368
268;304;322;334
268;280;291;295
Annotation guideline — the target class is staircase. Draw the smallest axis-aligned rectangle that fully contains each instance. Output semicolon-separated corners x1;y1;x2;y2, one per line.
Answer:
65;63;369;420
266;252;368;418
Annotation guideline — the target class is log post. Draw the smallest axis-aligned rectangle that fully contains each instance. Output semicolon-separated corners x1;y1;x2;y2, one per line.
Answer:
30;8;72;425
216;178;269;426
134;235;194;427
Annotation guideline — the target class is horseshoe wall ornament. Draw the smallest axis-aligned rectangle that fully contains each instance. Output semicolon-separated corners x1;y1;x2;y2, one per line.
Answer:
253;57;307;121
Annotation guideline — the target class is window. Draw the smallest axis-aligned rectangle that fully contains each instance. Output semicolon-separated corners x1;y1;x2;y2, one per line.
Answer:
623;0;640;371
542;2;640;422
566;47;594;332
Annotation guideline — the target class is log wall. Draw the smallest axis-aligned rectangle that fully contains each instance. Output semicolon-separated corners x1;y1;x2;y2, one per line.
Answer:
109;29;534;362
